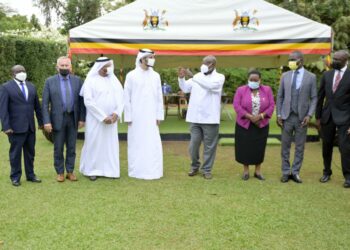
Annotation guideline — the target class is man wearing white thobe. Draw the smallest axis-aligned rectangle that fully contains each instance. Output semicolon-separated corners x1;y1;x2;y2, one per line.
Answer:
178;56;225;179
124;49;164;180
79;57;124;181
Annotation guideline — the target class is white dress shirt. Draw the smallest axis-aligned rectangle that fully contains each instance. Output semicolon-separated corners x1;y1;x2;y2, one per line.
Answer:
332;65;347;88
14;78;28;101
178;69;225;124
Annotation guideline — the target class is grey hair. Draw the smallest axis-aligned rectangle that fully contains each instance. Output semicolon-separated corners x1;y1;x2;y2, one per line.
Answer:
56;56;71;65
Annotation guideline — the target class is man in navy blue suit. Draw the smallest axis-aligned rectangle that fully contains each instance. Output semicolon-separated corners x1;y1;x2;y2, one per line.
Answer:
42;56;85;182
0;65;43;186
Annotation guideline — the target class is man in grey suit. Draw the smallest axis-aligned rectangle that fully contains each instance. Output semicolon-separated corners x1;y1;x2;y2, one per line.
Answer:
42;56;86;182
276;51;317;183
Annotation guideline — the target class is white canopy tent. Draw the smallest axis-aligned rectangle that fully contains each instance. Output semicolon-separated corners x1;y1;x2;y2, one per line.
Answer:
69;0;332;68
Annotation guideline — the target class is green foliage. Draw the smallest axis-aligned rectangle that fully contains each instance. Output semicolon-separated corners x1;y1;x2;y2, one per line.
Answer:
61;0;102;34
0;36;66;96
267;0;350;50
0;14;34;32
30;14;41;31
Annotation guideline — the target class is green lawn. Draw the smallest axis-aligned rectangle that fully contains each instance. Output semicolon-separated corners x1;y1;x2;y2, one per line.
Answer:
0;131;349;249
117;105;319;135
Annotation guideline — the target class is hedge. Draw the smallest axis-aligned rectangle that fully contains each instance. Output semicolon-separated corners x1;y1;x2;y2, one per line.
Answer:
0;36;66;96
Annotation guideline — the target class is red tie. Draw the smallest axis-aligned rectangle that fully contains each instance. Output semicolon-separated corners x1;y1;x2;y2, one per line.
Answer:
333;71;342;93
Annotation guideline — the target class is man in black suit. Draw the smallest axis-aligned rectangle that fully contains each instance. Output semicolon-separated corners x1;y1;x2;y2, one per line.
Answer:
42;56;85;182
0;65;43;186
316;50;350;188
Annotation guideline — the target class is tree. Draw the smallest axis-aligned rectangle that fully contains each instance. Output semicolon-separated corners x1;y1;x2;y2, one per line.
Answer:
30;14;41;31
33;0;64;27
267;0;350;49
61;0;102;34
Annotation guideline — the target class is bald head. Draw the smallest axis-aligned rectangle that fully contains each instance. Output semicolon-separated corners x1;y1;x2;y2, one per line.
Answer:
332;50;349;70
203;55;217;66
202;55;217;75
11;65;26;76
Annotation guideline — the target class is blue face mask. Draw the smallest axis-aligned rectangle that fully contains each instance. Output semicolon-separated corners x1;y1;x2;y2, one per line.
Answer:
248;81;260;89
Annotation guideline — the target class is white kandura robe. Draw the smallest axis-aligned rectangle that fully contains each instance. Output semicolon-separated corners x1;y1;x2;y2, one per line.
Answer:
124;67;164;180
79;76;124;178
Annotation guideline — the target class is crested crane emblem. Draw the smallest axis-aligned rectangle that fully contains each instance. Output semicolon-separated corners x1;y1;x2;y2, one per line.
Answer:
142;9;169;31
232;9;259;31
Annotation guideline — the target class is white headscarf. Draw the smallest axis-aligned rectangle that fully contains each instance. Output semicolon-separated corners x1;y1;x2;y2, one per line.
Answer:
80;57;123;97
135;49;155;68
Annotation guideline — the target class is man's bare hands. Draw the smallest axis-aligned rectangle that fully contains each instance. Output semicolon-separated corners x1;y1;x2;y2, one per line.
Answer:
4;129;13;135
44;123;53;133
277;117;283;128
301;116;310;127
178;67;186;78
104;114;119;125
78;121;85;129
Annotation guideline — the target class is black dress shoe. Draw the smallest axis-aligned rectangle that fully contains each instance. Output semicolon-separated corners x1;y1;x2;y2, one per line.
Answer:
27;177;42;183
320;175;331;183
12;180;21;187
242;173;249;181
292;174;302;183
344;180;350;188
188;169;199;177
281;175;289;183
254;173;265;181
89;176;97;181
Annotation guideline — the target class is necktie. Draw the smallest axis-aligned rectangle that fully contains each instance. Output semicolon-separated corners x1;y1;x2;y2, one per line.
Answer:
333;71;342;93
20;82;27;100
291;70;299;90
64;78;72;112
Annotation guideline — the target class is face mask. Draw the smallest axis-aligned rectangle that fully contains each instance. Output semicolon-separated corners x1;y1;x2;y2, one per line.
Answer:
331;61;343;70
288;61;298;71
147;58;155;67
200;64;209;74
59;68;70;76
248;81;260;90
15;72;27;82
106;66;114;75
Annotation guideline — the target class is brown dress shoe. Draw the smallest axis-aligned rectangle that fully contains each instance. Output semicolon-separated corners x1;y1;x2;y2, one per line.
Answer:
56;174;65;182
66;173;77;181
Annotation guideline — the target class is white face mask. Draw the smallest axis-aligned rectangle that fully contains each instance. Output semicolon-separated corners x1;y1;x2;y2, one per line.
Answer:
15;72;27;82
147;58;155;67
106;66;114;75
200;64;209;74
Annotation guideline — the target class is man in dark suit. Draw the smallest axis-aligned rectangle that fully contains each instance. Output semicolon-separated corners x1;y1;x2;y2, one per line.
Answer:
276;51;318;184
42;56;85;182
0;65;43;186
316;50;350;188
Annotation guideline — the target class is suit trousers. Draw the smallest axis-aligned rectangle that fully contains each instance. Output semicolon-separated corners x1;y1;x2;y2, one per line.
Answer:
321;116;350;180
189;123;219;173
53;113;77;174
281;113;307;175
8;131;36;181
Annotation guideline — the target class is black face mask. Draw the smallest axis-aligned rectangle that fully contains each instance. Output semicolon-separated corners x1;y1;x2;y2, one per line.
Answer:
331;61;343;70
59;68;70;76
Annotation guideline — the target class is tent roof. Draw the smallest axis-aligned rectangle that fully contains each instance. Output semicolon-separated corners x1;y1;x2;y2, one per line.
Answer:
69;0;332;68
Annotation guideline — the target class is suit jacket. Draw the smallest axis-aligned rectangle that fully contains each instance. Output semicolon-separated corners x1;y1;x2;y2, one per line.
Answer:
276;69;317;120
233;84;275;129
42;74;86;131
0;79;43;133
315;68;350;125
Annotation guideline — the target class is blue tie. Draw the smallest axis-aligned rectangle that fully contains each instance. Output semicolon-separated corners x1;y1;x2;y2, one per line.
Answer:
20;82;26;100
291;70;299;90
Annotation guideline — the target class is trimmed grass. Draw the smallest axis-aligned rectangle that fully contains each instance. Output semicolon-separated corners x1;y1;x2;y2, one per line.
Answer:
117;105;319;135
0;133;349;249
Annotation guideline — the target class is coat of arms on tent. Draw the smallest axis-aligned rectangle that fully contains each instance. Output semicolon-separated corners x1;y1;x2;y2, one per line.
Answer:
232;9;259;31
142;9;169;30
